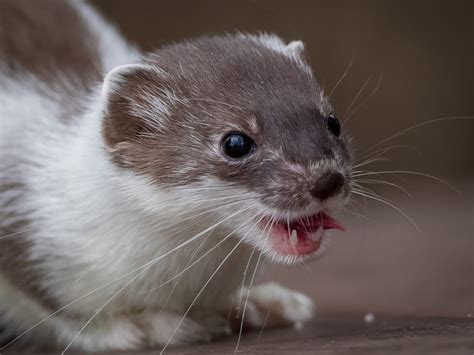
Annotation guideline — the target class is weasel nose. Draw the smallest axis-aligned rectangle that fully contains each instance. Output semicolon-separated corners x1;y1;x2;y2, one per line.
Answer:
310;172;345;200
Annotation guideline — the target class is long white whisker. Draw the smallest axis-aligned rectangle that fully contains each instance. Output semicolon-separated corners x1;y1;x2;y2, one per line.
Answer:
142;217;258;294
149;230;211;315
352;183;396;204
353;170;460;194
61;271;143;354
343;205;372;221
343;75;383;125
64;207;259;353
236;216;275;319
0;195;257;241
343;75;372;119
365;116;474;152
354;178;412;197
352;189;421;233
234;215;275;354
0;205;253;350
158;218;261;355
257;279;278;340
328;56;353;98
355;145;418;164
352;157;390;169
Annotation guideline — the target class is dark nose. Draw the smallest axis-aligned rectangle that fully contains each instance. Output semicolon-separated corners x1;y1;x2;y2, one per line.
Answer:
310;172;345;200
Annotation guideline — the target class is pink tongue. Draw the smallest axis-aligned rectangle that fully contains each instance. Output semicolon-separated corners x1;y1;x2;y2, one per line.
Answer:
293;213;345;233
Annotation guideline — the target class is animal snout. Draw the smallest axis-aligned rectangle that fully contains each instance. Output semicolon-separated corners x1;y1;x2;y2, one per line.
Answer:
310;172;345;200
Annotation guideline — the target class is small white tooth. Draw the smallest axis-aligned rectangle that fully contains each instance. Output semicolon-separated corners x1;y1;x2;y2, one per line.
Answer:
290;229;298;245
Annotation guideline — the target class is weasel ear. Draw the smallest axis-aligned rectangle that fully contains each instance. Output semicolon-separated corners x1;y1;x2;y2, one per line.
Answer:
102;63;158;99
101;63;171;148
286;40;305;56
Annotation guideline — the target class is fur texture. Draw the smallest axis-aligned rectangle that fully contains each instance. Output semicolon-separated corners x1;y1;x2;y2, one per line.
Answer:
0;0;351;351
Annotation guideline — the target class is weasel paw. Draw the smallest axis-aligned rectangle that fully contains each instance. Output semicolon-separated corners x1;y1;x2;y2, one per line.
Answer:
236;282;315;328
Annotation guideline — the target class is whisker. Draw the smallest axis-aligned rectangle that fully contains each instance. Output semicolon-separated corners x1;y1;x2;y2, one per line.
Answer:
0;196;257;241
343;75;372;119
352;157;390;169
70;210;254;352
257;280;278;340
353;170;460;194
147;230;211;316
355;145;420;164
352;189;421;234
0;226;42;241
354;178;412;197
346;194;367;210
235;217;274;325
142;217;260;294
352;183;396;204
328;56;353;98
365;116;474;152
343;205;372;221
0;206;253;350
235;246;257;322
234;215;275;354
343;75;383;126
61;270;143;354
158;218;262;354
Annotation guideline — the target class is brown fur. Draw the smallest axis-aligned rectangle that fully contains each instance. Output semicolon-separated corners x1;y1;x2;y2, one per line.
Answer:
0;0;101;89
102;35;352;210
0;182;59;311
0;0;103;312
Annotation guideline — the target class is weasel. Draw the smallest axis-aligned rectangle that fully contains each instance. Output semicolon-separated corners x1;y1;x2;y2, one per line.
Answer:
0;0;352;351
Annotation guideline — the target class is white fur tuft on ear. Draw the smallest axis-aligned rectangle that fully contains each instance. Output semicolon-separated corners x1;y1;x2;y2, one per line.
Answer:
101;62;175;147
102;63;158;99
286;40;305;56
244;33;310;74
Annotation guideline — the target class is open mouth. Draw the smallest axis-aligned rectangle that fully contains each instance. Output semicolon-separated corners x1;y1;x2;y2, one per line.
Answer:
259;212;345;257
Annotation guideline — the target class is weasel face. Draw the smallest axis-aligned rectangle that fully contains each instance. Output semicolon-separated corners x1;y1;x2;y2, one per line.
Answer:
102;33;352;263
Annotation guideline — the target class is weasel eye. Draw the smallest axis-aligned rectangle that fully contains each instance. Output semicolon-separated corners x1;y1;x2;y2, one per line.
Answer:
327;114;341;137
222;132;255;159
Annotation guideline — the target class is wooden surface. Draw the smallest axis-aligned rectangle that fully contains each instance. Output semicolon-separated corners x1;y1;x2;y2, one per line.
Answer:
7;315;472;354
161;315;474;355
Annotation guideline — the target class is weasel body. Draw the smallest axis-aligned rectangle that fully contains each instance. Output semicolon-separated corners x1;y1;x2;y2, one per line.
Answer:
0;0;352;350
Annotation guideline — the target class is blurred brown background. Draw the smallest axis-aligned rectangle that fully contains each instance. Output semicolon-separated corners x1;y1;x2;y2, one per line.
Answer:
92;0;473;317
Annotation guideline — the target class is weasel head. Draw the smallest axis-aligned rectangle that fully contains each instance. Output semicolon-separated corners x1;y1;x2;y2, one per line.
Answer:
100;33;353;264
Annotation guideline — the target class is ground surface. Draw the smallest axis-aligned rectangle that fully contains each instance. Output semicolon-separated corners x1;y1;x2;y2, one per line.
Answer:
154;315;474;355
7;315;473;354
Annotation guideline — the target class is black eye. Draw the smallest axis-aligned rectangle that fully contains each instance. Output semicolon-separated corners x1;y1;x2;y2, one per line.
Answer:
327;114;341;137
222;132;255;159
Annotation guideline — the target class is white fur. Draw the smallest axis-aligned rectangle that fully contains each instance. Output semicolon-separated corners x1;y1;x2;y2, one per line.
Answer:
0;79;318;350
0;71;251;350
286;40;305;55
237;282;315;327
102;63;183;132
69;0;140;72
